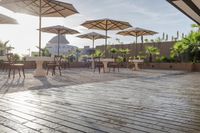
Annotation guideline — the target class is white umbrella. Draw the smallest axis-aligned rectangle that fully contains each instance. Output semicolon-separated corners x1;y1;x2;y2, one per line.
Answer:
81;18;132;56
0;0;78;56
40;25;79;55
77;32;110;49
0;13;18;24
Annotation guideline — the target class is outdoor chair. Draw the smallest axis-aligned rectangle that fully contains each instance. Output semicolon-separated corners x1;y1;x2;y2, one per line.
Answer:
61;57;70;69
7;53;25;78
46;55;62;76
108;58;120;72
93;57;104;73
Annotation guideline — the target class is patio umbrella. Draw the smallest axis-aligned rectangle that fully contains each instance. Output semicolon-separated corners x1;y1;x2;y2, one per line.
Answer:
77;32;110;49
117;27;158;55
0;0;78;56
81;18;132;56
39;25;79;55
117;27;158;43
0;13;18;24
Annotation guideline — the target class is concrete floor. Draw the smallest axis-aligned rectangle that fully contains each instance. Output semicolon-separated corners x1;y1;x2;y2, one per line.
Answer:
0;68;200;133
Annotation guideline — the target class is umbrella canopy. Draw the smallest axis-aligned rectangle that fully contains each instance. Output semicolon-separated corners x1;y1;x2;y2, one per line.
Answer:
167;0;200;25
77;32;110;48
81;18;132;56
40;25;79;55
0;0;78;56
117;27;158;43
0;13;18;24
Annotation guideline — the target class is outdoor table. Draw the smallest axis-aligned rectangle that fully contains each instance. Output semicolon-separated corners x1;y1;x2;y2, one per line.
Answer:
129;59;144;71
26;57;54;77
100;58;114;73
87;58;114;72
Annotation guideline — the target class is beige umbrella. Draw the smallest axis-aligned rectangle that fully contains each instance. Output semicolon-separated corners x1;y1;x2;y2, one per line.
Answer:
117;27;158;55
117;27;158;43
0;13;18;24
77;32;110;49
81;18;132;56
40;25;79;55
0;0;78;56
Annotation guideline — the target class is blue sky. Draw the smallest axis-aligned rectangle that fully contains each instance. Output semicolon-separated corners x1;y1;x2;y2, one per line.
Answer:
0;0;195;55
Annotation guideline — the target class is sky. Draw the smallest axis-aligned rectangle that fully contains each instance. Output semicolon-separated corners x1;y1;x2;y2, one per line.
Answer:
0;0;195;55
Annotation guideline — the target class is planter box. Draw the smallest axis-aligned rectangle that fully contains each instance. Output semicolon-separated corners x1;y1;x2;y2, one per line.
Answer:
143;63;195;72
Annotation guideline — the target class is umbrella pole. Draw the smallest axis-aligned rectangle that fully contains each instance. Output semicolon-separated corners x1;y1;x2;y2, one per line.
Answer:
58;33;60;56
135;35;138;56
39;0;42;56
105;20;108;57
105;29;108;57
141;35;144;44
92;37;95;49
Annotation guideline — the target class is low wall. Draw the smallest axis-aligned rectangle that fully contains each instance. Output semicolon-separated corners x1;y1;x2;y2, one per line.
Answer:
1;61;200;72
142;63;197;72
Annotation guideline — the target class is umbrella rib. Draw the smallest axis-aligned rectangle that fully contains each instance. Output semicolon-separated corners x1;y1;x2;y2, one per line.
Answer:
20;0;40;15
43;1;76;17
107;22;123;30
88;23;105;30
41;2;64;17
87;21;106;30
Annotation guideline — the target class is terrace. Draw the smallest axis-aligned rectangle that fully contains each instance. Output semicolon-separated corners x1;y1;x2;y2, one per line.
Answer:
0;0;200;133
0;68;200;132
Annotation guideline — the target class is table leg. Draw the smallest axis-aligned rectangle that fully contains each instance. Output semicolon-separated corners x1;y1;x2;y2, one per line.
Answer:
133;63;140;71
34;61;47;77
91;61;95;69
102;62;109;73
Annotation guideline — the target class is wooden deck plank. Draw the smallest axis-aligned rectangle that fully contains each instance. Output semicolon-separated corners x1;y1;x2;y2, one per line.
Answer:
0;69;200;133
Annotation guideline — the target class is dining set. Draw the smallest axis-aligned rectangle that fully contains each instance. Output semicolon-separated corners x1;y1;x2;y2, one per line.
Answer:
0;54;144;78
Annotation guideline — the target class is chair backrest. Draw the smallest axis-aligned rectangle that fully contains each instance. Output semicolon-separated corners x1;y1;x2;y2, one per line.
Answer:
93;57;103;66
54;55;62;64
6;53;15;64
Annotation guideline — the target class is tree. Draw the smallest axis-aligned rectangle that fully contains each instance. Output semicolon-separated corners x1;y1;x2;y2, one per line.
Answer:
144;39;149;43
171;41;188;62
145;46;160;62
171;30;200;62
191;24;200;32
110;48;118;58
0;40;12;56
93;49;104;58
118;48;130;62
36;46;51;56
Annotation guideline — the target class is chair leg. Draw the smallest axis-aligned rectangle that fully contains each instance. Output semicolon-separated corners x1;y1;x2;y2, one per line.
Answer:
18;68;21;77
8;68;11;78
22;67;25;78
47;67;49;75
98;67;100;73
52;68;54;76
59;66;61;76
13;69;15;78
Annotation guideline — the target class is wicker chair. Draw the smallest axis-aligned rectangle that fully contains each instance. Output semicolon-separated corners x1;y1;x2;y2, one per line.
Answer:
7;53;25;78
46;55;62;76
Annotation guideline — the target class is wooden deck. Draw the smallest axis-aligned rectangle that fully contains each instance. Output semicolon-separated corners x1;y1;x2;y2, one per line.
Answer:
0;69;200;133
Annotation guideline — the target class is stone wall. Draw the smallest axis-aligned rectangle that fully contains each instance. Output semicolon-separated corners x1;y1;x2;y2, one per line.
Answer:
96;41;175;57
